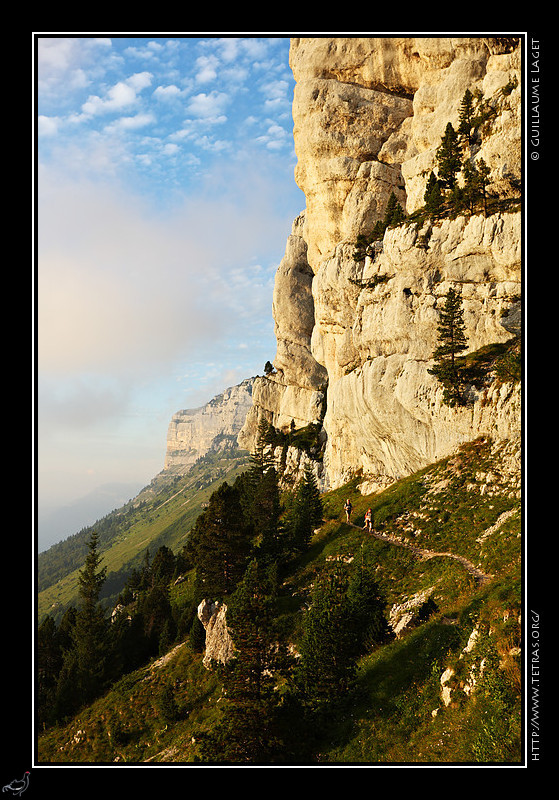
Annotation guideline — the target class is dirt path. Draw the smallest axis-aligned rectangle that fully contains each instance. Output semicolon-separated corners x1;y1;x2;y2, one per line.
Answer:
349;523;493;585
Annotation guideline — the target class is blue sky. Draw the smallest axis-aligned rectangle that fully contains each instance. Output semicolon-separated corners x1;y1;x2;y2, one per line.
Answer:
36;35;305;531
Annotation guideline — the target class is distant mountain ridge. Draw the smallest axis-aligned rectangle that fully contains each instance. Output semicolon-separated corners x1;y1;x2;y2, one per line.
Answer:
163;378;254;475
37;444;250;623
38;378;255;555
38;482;146;553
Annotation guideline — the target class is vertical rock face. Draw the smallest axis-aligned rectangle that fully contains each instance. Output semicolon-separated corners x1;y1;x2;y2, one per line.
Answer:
238;215;328;451
164;378;254;474
241;36;522;491
319;211;521;486
290;36;521;268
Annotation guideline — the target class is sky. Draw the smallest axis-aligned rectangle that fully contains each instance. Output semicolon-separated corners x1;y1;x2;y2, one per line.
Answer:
35;35;306;541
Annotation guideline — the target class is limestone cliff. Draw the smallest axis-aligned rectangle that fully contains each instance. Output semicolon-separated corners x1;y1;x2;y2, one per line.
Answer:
164;378;254;475
239;36;522;491
238;214;327;452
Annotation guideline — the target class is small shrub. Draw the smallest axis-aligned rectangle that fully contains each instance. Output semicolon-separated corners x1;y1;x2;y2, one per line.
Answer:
156;682;181;723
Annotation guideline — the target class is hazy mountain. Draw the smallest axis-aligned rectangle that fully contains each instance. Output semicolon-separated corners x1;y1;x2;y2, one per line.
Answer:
37;482;145;553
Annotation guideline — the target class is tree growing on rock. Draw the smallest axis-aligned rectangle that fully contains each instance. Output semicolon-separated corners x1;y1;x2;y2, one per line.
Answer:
436;122;463;191
424;171;444;217
383;191;405;227
352;191;406;261
458;88;477;148
428;286;469;406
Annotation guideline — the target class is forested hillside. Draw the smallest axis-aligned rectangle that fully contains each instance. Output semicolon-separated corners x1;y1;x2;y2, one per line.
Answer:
37;431;522;764
37;442;250;624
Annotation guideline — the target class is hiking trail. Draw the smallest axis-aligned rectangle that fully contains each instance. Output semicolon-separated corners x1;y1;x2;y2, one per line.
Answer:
348;523;493;585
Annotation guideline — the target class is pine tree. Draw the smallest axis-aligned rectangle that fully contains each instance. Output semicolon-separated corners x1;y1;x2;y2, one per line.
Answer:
428;286;468;406
436;122;463;190
295;565;357;709
236;418;285;562
449;183;467;216
37;616;63;726
109;608;150;677
458;88;477;148
60;531;109;711
476;158;491;216
353;193;404;262
303;464;323;528
150;545;176;587
191;482;253;601
42;607;77;722
424;171;444;217
75;532;108;692
461;157;491;216
156;681;181;723
196;560;289;763
248;418;276;482
287;464;323;555
346;560;392;657
254;466;284;563
383;191;405;227
140;583;176;655
462;160;480;214
189;614;206;653
226;561;280;701
77;530;107;612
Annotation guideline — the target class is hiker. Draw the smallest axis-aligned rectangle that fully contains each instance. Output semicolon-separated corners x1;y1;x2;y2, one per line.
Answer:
364;508;372;532
344;498;353;523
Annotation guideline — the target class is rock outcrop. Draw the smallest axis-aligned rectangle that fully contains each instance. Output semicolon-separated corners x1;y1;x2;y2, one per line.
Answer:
238;215;327;452
239;36;522;491
197;599;234;667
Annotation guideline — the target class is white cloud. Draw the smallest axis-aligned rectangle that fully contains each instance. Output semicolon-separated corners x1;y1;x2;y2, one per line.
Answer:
82;72;153;116
38;115;59;136
255;122;290;150
192;134;230;152
195;54;219;83
222;66;249;86
37;155;291;381
104;113;155;132
240;38;273;60
153;84;182;100
123;39;178;62
214;38;240;62
186;90;230;119
209;37;271;64
127;71;153;91
260;78;290;109
37;37;112;95
82;83;135;115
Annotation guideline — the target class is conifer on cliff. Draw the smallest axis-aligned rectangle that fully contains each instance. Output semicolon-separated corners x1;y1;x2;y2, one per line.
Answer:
428;286;468;406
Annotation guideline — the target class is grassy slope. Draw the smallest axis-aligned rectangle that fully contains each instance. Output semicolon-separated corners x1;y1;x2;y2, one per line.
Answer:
37;436;522;765
37;449;250;623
